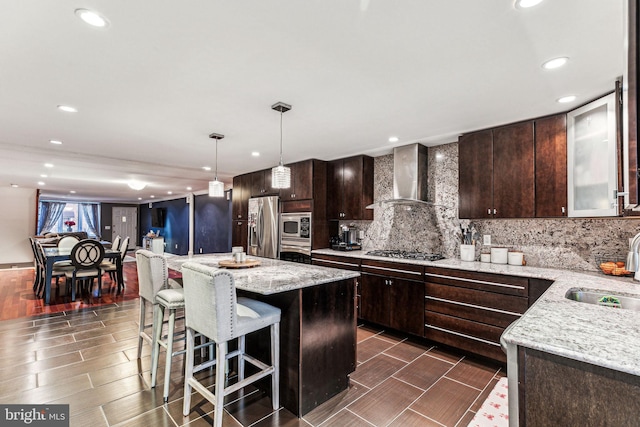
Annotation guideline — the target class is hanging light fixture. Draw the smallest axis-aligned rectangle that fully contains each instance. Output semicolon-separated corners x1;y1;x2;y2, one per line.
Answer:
208;133;225;197
271;102;292;189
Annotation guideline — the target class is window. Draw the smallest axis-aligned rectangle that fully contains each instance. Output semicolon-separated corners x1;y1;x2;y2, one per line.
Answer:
38;201;101;237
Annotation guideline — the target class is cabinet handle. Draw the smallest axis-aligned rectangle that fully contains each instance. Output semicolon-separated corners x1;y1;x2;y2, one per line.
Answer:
425;324;501;347
561;206;565;214
487;208;491;215
493;208;497;215
424;272;526;290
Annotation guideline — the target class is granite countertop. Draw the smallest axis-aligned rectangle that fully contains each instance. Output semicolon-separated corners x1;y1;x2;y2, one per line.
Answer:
166;253;360;295
312;248;640;376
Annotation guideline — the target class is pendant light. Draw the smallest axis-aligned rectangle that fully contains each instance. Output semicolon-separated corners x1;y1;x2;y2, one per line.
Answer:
271;102;291;189
208;133;225;197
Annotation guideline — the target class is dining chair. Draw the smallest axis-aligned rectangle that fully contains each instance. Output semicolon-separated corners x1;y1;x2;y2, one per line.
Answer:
111;235;121;253
57;236;80;250
181;262;281;427
33;241;68;298
65;239;105;301
102;236;129;291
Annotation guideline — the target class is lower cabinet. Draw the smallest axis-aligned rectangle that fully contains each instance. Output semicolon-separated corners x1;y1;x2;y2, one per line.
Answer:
360;260;425;337
424;267;530;362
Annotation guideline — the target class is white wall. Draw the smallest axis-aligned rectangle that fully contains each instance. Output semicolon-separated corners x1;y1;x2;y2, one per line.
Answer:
0;187;37;266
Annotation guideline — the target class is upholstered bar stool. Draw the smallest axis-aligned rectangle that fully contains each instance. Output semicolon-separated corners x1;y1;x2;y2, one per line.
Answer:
181;262;281;427
135;249;186;401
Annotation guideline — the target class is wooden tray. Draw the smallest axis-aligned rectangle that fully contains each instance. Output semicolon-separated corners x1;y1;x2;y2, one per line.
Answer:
218;259;261;269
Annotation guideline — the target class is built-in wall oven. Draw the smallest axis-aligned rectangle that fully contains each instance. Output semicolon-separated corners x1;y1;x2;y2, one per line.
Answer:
279;212;312;263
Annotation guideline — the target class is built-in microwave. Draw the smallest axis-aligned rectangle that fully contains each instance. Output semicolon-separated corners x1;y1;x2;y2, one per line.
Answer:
279;212;312;256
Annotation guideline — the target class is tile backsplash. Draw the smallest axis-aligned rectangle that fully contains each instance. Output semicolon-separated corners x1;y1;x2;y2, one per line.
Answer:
342;142;640;271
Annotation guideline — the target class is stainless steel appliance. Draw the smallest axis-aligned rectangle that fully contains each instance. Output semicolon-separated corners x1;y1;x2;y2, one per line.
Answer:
279;212;312;256
248;196;279;259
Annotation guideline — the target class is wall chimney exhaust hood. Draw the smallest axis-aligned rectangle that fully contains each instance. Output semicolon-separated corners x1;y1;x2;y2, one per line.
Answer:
367;143;430;209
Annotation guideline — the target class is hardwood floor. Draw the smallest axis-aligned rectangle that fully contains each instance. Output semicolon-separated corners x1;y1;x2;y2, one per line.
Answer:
0;265;504;426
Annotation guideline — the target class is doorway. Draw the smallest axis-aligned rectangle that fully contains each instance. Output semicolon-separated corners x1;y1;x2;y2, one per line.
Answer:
112;206;138;249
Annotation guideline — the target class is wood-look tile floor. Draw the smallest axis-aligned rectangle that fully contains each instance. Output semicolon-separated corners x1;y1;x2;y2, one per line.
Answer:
0;266;504;427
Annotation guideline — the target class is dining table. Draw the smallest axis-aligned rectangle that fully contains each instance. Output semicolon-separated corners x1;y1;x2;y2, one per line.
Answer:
42;246;123;304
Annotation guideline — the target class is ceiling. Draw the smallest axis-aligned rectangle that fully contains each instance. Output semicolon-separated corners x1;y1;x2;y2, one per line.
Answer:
0;1;625;203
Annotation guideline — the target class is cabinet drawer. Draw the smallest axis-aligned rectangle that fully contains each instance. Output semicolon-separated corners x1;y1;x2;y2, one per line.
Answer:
424;316;506;362
312;255;361;271
425;283;526;328
361;259;424;280
425;266;528;297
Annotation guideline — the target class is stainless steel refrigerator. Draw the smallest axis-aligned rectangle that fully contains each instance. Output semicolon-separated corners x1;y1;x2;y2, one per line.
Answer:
248;195;279;259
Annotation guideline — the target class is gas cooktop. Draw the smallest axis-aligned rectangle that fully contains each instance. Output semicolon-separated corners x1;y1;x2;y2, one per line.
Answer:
366;250;445;261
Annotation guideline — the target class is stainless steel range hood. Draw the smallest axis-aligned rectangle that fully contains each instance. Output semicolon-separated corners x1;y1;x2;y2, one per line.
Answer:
367;143;430;209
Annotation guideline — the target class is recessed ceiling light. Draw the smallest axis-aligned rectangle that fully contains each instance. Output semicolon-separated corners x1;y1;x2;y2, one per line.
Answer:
202;166;211;171
38;181;45;186
150;195;155;198
557;95;577;103
138;197;142;200
40;174;48;178
515;0;543;9
542;57;569;70
49;139;63;145
251;151;260;157
186;186;192;191
44;163;54;168
10;184;18;188
75;9;109;28
167;191;173;195
388;136;399;143
57;105;77;113
70;190;76;194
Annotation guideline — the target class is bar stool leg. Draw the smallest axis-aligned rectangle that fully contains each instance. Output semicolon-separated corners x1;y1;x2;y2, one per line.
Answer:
183;327;195;416
163;307;176;402
238;336;245;381
137;299;146;359
214;342;226;427
271;323;280;409
150;304;164;388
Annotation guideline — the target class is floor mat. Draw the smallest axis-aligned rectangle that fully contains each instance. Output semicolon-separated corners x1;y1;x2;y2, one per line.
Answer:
468;377;509;427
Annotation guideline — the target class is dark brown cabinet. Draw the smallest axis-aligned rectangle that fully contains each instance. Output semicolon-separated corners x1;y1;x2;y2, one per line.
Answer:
459;122;535;218
359;260;425;337
423;267;552;362
280;160;313;201
250;169;276;197
231;220;247;251
327;155;374;221
535;114;568;217
232;174;251;220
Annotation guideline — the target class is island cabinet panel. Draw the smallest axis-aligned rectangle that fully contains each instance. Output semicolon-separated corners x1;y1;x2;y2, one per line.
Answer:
519;347;640;426
312;254;361;317
535;114;568;217
240;278;356;417
424;267;531;362
360;260;425;337
232;173;251;220
327;155;374;221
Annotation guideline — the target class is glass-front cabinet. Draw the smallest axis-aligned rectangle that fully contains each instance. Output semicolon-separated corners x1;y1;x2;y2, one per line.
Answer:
567;93;618;217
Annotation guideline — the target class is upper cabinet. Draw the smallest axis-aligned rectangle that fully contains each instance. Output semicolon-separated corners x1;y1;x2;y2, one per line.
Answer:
231;173;251;220
535;114;568;217
567;93;619;217
280;160;313;201
327;155;374;221
459;122;535;219
250;169;277;197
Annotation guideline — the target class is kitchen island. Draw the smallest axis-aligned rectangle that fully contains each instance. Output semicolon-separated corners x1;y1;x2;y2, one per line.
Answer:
313;248;640;426
166;253;360;417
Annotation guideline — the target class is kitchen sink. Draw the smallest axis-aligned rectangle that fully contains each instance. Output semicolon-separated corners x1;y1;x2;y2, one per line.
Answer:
565;288;640;311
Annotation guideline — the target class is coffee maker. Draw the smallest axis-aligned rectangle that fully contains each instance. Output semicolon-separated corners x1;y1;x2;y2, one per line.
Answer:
331;225;361;251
